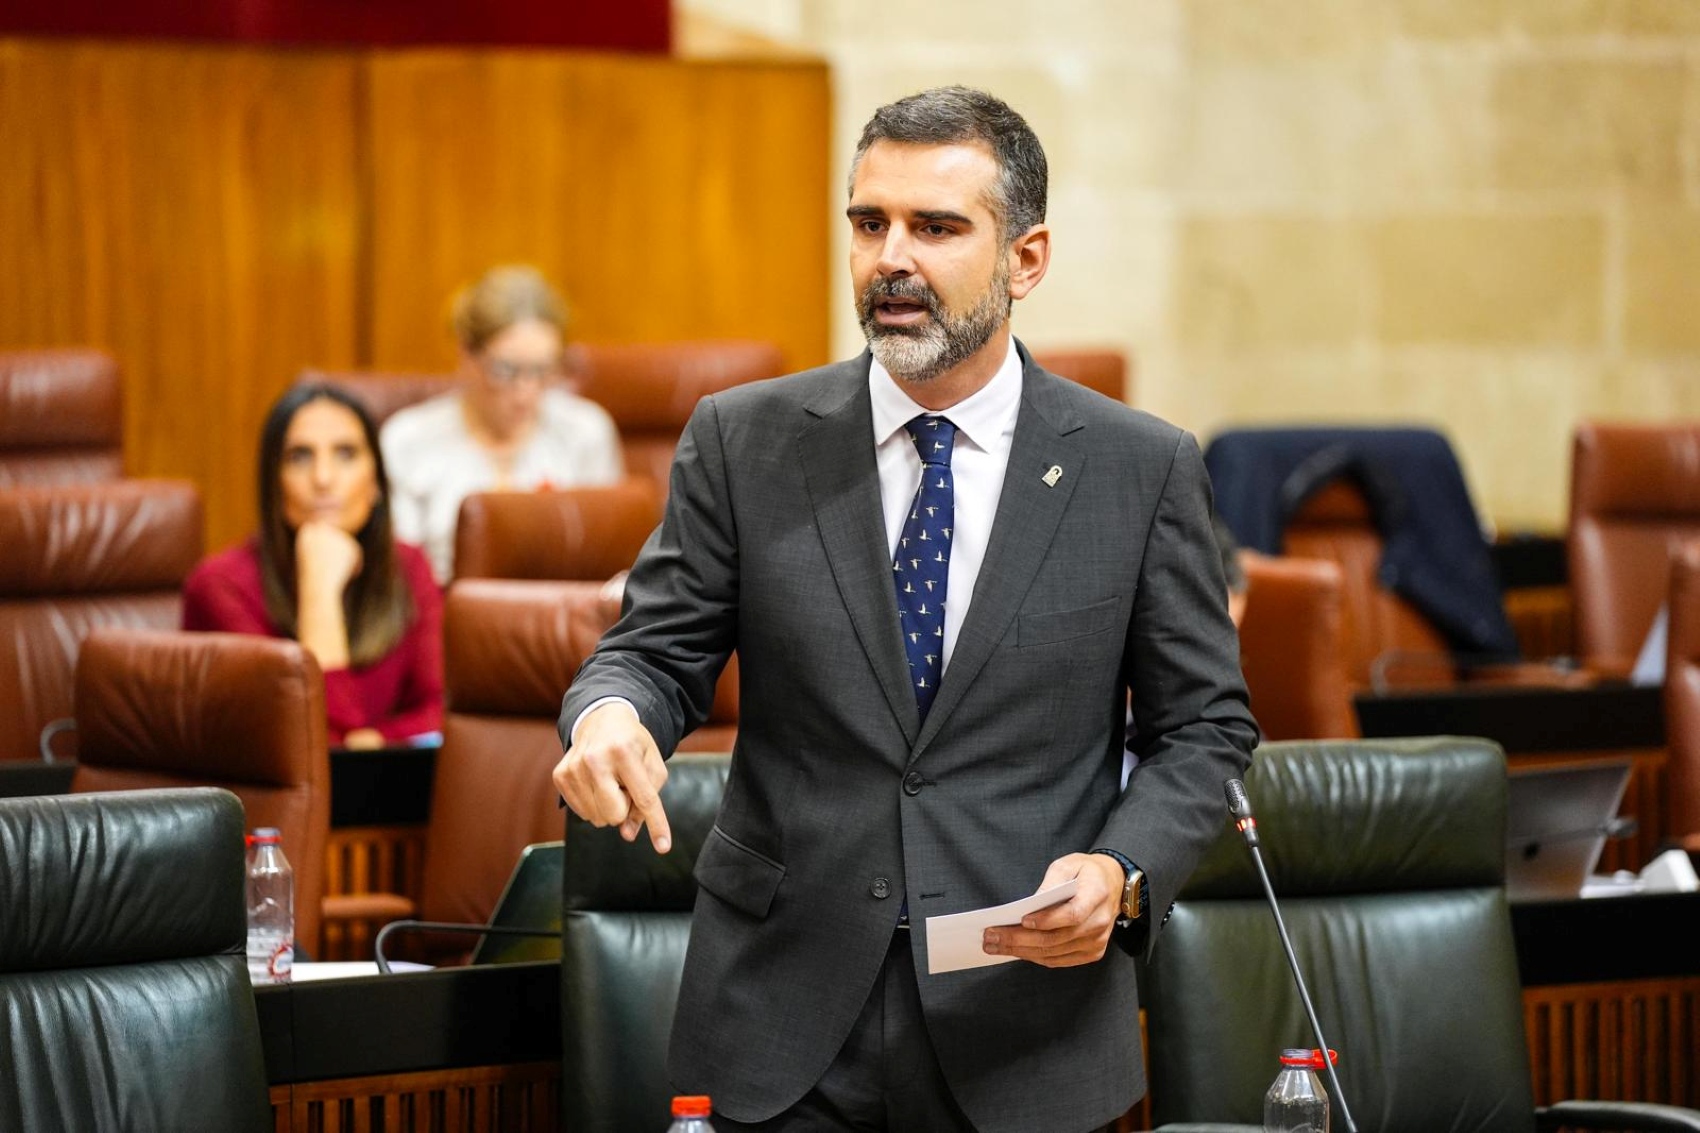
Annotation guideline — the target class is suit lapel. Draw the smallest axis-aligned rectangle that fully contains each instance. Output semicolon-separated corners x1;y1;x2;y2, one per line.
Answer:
914;359;1087;757
798;361;921;748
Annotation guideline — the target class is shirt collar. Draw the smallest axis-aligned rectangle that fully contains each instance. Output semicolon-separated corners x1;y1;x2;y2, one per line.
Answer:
868;338;1023;452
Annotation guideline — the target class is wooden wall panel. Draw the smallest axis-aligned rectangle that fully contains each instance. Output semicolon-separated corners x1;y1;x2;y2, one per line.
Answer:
0;40;832;550
0;40;363;551
363;51;831;375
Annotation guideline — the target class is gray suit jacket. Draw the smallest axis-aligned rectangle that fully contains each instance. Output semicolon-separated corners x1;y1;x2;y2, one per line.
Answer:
559;345;1258;1132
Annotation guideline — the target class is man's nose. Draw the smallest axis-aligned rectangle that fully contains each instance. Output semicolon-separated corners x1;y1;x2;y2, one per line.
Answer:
875;226;915;277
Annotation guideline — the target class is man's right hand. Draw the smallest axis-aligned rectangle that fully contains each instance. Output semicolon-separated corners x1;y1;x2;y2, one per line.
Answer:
553;703;673;853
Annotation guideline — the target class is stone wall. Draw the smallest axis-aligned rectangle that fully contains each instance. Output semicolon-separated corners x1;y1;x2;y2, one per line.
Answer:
678;0;1700;530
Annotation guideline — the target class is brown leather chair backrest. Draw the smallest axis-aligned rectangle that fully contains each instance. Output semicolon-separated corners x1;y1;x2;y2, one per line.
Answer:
453;480;662;581
1280;480;1451;689
571;340;783;494
1238;553;1357;741
1663;541;1700;848
1570;421;1700;676
1029;348;1130;404
296;368;462;426
0;349;123;485
427;579;737;938
0;480;202;762
72;628;331;953
426;580;614;933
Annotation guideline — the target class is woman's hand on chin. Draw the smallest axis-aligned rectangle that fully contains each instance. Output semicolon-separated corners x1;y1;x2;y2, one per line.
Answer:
296;520;364;595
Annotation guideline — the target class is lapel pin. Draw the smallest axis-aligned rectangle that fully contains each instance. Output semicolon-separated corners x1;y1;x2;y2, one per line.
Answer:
1042;464;1063;487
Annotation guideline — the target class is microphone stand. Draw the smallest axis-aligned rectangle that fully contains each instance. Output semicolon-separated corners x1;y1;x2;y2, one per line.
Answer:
1226;779;1358;1133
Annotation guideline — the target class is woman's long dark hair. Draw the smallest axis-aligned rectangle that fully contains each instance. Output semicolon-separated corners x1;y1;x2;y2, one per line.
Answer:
256;383;413;667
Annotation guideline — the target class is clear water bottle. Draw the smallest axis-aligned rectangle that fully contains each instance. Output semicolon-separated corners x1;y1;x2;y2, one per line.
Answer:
1264;1048;1331;1133
246;827;294;984
666;1095;716;1132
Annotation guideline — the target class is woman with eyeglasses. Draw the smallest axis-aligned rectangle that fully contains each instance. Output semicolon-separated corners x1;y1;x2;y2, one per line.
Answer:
183;384;443;750
379;265;623;581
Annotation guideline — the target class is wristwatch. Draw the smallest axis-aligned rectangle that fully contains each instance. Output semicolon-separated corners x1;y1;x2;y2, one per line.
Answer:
1091;848;1146;927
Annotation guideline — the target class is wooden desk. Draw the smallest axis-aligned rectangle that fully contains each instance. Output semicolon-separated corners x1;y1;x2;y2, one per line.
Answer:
1355;684;1667;870
1513;892;1700;1109
258;961;560;1132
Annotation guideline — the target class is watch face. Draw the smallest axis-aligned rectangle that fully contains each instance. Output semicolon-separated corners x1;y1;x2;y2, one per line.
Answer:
1125;872;1143;919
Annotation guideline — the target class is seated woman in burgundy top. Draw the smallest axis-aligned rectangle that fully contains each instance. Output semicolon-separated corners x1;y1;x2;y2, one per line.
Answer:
183;383;443;749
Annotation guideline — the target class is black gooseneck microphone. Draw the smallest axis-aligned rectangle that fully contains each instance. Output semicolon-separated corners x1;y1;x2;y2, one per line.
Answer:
1225;778;1358;1133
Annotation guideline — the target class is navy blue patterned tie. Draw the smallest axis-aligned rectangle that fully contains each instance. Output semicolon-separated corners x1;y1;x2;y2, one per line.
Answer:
893;415;957;720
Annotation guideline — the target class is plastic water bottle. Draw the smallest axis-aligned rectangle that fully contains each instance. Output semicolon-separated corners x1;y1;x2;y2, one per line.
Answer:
1264;1048;1330;1133
246;827;294;984
666;1095;716;1132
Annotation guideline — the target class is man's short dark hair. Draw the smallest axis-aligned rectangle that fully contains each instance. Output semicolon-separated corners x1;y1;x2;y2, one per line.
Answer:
850;86;1048;244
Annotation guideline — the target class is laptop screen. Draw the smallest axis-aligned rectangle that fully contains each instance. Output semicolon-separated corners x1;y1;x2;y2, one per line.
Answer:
1505;760;1632;902
470;841;564;965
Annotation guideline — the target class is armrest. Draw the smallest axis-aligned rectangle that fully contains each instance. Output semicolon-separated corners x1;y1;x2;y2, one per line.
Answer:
1537;1101;1700;1132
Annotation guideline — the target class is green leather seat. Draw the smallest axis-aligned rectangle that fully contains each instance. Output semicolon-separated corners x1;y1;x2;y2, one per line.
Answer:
1144;737;1700;1133
0;787;271;1132
559;752;731;1133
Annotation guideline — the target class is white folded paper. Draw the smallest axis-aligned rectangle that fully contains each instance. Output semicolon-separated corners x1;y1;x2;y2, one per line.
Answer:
923;879;1078;974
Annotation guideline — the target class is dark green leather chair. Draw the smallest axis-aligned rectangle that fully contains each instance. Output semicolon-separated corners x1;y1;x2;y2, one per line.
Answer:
560;751;732;1133
0;787;271;1132
1145;737;1700;1133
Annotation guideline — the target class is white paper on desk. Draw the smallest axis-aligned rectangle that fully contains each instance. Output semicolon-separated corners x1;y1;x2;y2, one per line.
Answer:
924;879;1078;975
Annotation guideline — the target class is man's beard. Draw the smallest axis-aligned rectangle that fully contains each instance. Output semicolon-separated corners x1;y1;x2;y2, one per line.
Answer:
857;265;1011;383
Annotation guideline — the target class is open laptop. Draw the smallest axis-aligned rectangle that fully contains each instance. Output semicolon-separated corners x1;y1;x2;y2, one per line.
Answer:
0;760;78;799
470;841;564;965
1505;760;1633;902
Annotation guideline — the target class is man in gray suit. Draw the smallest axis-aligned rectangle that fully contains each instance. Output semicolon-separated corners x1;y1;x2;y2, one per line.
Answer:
554;86;1258;1133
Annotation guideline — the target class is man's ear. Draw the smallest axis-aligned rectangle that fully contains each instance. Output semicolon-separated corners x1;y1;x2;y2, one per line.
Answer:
1007;223;1051;301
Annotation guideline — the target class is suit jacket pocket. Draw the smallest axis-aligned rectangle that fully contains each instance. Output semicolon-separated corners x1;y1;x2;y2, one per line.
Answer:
694;825;787;919
1018;596;1120;647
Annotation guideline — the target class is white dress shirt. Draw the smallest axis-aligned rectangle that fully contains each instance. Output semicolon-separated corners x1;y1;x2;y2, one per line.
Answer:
868;340;1023;673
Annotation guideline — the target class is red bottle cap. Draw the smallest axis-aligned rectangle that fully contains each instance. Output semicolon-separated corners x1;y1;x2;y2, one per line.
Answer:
672;1095;712;1118
1279;1048;1339;1069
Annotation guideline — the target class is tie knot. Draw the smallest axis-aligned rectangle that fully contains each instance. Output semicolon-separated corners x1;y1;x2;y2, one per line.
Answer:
904;415;958;469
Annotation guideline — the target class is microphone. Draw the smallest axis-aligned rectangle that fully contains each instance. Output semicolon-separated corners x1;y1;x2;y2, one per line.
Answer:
1224;778;1358;1133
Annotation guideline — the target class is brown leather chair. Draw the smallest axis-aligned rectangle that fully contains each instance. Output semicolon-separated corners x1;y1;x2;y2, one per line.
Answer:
451;483;735;744
351;577;737;964
1280;480;1453;689
71;628;332;956
1029;347;1130;404
1662;541;1700;853
0;348;124;485
1570;421;1700;678
1238;553;1357;741
453;479;662;581
571;340;784;492
0;480;202;763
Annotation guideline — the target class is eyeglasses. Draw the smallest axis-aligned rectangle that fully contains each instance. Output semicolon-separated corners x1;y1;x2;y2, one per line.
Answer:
479;356;561;385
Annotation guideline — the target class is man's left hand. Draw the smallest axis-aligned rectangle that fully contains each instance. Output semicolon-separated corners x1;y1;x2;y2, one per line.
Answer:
981;852;1124;968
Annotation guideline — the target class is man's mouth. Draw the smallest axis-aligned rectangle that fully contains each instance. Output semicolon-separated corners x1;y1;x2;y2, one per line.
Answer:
875;299;930;326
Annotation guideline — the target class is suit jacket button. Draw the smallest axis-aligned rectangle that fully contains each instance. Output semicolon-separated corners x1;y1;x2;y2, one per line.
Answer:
902;771;924;796
871;877;891;899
